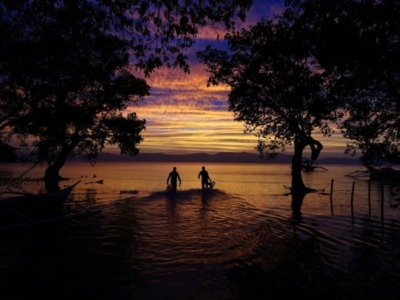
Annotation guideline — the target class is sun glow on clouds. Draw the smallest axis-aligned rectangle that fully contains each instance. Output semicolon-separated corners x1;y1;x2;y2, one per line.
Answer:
126;64;351;156
123;64;352;156
127;73;257;154
120;1;286;156
106;0;351;157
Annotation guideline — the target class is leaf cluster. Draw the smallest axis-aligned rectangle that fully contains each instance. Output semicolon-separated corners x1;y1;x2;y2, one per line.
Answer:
1;0;151;164
287;0;400;165
197;16;342;158
0;0;253;167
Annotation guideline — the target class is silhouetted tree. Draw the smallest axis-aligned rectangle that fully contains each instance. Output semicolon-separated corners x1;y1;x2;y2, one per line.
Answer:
0;0;252;188
1;1;149;188
286;0;400;168
198;15;342;193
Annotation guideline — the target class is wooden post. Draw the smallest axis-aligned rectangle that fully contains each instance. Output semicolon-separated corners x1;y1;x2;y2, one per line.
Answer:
368;179;371;217
330;179;334;215
381;183;384;226
351;181;355;220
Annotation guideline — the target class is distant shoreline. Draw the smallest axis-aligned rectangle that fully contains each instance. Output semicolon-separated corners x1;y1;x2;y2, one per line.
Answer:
66;151;362;165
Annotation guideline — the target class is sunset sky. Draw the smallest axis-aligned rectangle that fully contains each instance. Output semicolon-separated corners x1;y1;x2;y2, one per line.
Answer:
112;0;352;158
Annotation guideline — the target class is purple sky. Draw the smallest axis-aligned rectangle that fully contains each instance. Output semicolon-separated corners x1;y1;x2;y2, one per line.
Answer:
111;0;351;158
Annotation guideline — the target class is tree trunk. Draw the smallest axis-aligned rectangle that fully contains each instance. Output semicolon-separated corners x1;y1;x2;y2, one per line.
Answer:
290;134;323;220
44;147;70;190
291;191;305;222
291;134;322;195
291;136;307;193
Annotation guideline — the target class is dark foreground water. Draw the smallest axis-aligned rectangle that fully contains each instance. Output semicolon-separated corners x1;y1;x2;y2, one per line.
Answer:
1;162;400;299
1;188;400;300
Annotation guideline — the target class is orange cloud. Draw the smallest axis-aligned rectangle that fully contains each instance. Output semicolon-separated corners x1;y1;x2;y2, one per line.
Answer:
120;64;352;157
106;1;351;158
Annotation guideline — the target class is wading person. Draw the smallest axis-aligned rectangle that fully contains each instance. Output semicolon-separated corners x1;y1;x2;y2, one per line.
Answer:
198;166;212;190
166;166;181;193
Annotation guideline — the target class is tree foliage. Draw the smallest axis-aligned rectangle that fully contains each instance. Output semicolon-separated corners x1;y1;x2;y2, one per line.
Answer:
0;0;252;184
286;0;400;167
197;14;343;191
1;0;149;182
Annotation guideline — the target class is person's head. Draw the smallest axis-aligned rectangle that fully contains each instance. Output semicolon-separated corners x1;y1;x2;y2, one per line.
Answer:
173;167;177;171
202;166;205;170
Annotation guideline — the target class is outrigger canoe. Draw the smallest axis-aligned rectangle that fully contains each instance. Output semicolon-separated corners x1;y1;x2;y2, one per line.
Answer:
0;180;81;210
0;180;100;232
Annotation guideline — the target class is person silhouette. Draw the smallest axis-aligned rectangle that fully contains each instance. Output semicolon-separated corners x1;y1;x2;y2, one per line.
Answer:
166;167;181;193
198;166;212;190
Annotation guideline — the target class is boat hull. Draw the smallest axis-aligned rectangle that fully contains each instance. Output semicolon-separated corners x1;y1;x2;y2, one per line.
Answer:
0;180;82;230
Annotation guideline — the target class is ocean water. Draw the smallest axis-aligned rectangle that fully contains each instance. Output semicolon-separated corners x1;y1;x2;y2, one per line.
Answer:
1;161;400;299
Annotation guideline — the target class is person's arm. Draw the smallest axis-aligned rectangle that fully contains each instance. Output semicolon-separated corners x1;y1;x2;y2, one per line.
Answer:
166;173;170;184
178;174;182;185
198;171;200;179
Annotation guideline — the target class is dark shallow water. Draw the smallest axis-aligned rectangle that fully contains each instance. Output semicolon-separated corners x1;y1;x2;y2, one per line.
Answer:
1;187;400;300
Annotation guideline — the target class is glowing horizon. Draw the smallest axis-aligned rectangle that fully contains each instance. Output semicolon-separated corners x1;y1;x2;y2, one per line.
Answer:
106;0;354;159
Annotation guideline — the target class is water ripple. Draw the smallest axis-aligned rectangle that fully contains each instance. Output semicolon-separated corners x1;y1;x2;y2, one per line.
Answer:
2;187;400;299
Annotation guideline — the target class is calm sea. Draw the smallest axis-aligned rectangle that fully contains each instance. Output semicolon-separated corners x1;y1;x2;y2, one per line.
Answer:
1;161;400;299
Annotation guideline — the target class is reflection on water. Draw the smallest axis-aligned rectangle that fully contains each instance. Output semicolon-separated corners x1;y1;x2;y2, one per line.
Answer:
1;162;400;299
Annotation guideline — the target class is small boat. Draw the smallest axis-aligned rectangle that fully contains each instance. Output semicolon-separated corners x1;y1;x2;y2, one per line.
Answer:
0;180;101;232
0;180;81;210
368;166;400;181
346;165;400;181
301;159;328;172
120;190;139;194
